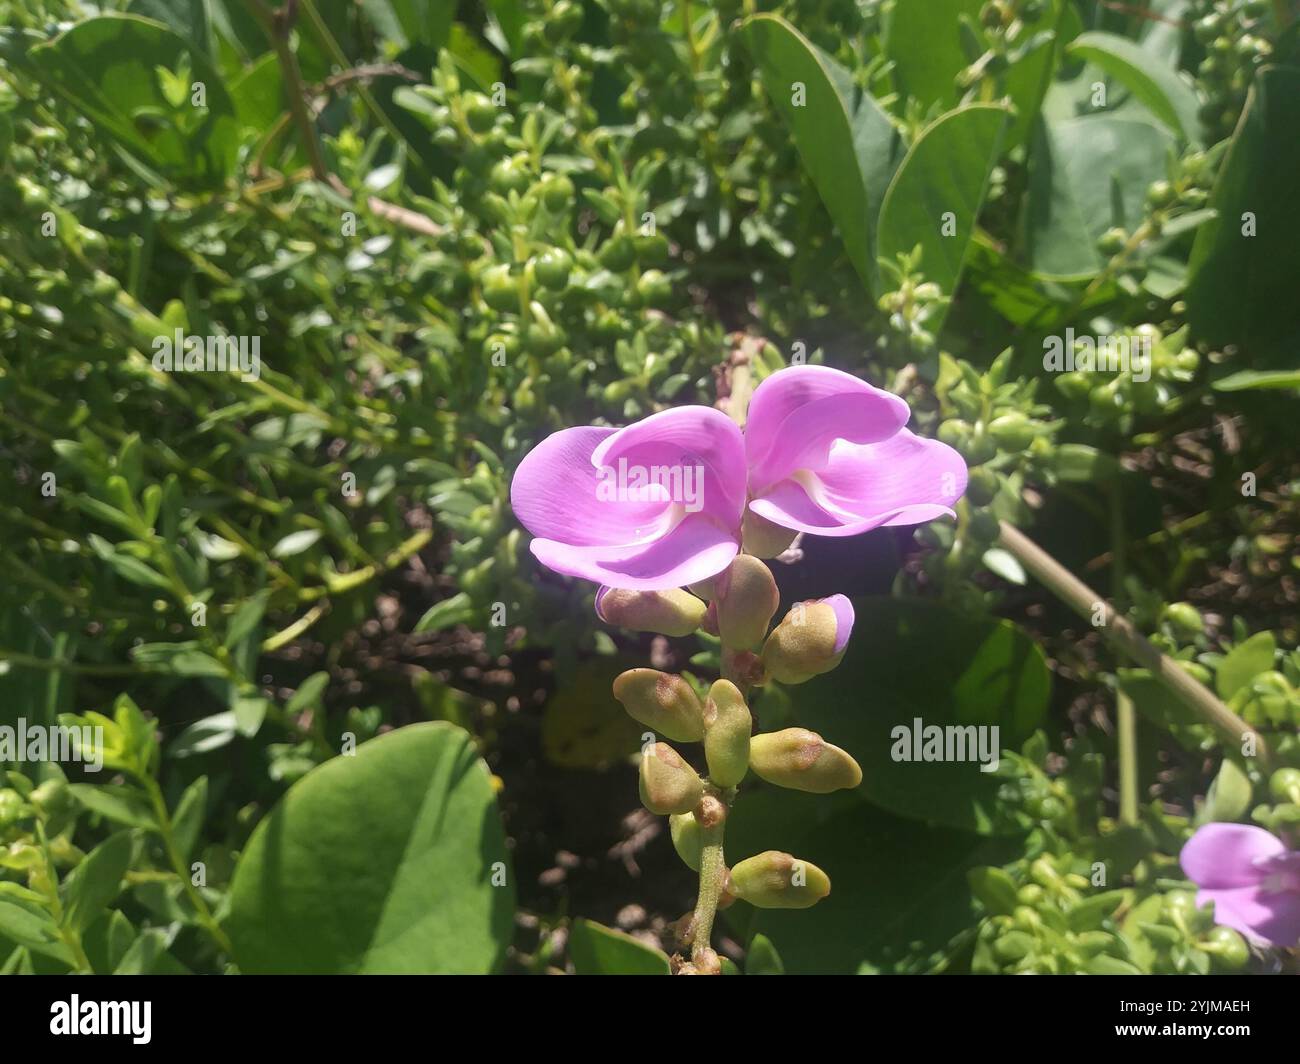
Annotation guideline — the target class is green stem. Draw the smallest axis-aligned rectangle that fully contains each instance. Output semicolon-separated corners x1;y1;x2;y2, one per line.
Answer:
1108;482;1138;825
143;778;234;957
690;811;727;964
998;521;1272;768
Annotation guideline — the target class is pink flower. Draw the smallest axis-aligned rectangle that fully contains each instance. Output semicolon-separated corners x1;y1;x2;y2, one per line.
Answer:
509;366;966;590
1180;823;1300;948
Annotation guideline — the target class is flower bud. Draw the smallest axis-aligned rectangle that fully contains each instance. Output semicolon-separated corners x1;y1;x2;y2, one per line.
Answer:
761;596;854;684
714;556;779;650
748;728;862;793
741;509;798;559
728;851;830;909
596;586;705;637
669;812;702;871
702;679;751;788
638;743;703;815
612;669;705;742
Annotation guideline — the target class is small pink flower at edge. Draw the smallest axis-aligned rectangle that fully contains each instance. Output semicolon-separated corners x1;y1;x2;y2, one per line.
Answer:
1180;822;1300;948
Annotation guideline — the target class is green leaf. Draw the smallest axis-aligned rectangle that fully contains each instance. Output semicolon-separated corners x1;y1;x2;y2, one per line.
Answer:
29;14;240;188
414;592;476;633
227;722;514;973
1067;31;1201;143
567;918;671;975
0;899;73;964
1187;66;1300;366
171;776;207;861
877;104;1008;308
744;933;785;975
885;0;982;111
270;528;324;558
224;590;270;650
1198;758;1253;825
168;711;238;758
743;13;904;293
1216;631;1277;701
784;598;1050;835
1026;114;1174;279
61;832;133;933
967;866;1020;916
1212;369;1300;392
70;784;156;829
285;671;330;714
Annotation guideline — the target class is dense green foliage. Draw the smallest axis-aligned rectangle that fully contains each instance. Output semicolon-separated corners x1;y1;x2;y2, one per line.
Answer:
1;0;1297;974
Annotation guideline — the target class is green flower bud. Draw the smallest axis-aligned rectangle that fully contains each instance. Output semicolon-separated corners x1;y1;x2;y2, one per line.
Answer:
728;850;831;909
597;587;706;637
1162;602;1203;636
761;597;854;684
669;812;702;871
0;788;24;828
741;509;798;559
635;269;671;305
988;412;1036;452
1269;767;1300;805
1204;926;1250;972
1097;227;1127;255
541;174;575;212
613;669;706;742
534;248;572;290
703;679;751;787
598;233;635;272
638;742;703;815
480;264;518;312
966;466;999;507
748;728;862;793
714;555;779;650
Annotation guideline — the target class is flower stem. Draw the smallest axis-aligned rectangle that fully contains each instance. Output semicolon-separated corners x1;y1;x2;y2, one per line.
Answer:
690;810;727;965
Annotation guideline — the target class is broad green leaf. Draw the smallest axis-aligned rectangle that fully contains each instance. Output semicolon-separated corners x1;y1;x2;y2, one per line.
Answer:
877;103;1008;308
568;918;671;975
61;832;133;933
29;14;240;188
1187;66;1300;366
1067;31;1201;142
743;13;904;293
724;790;1027;974
1216;631;1277;701
228;722;514;974
114;928;189;974
783;598;1050;835
885;0;982;110
1026;114;1174;279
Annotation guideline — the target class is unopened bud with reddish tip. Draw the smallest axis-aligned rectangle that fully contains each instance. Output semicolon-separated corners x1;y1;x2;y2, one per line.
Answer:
748;728;862;793
714;556;779;650
741;509;799;559
729;851;831;909
761;595;854;683
639;742;703;815
596;586;706;637
612;669;705;742
702;679;751;787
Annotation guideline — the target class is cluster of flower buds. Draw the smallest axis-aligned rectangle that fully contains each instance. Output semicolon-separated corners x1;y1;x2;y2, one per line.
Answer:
602;554;861;971
1191;0;1276;142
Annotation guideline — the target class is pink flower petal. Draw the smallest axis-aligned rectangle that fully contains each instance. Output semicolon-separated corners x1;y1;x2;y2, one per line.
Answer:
748;430;966;537
1198;884;1300;949
746;366;908;490
1181;823;1286;889
591;406;747;527
510;425;673;546
529;513;739;591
